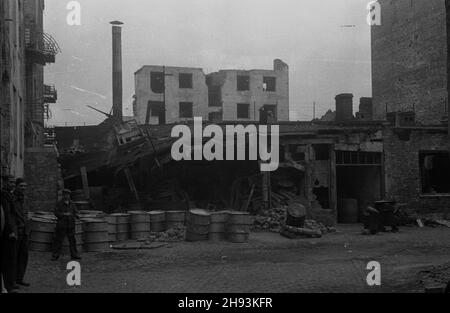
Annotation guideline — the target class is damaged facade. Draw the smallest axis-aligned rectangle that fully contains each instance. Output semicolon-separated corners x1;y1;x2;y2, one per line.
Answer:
134;59;289;125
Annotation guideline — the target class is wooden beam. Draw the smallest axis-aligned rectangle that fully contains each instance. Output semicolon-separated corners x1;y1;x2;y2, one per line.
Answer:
124;167;140;202
80;166;90;200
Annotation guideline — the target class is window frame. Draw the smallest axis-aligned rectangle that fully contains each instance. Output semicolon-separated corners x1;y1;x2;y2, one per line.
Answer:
179;73;193;89
237;75;250;91
179;102;194;119
263;76;277;92
237;103;250;119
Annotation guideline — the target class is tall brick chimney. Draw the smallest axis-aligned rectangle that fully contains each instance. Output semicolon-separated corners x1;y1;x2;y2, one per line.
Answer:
111;21;123;121
335;93;354;122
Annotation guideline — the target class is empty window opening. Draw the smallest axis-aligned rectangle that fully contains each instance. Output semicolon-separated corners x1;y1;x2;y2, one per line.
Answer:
151;72;164;94
237;75;250;91
179;102;193;119
179;73;193;89
237;103;250;119
420;152;450;194
263;77;276;92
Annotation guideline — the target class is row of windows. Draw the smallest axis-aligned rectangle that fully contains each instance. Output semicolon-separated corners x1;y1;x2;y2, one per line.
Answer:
150;72;277;93
151;72;193;93
237;75;276;92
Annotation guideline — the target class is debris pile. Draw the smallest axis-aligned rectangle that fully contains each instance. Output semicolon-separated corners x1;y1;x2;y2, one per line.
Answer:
147;225;187;242
252;205;336;237
253;207;286;232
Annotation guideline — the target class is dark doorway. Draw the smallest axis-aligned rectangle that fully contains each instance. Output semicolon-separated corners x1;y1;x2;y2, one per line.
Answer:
146;101;166;125
336;151;383;223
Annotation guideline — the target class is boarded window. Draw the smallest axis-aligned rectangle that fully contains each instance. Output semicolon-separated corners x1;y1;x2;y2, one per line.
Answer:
179;73;193;89
419;152;450;194
263;77;276;92
237;75;250;91
151;72;164;93
237;103;250;119
179;102;193;118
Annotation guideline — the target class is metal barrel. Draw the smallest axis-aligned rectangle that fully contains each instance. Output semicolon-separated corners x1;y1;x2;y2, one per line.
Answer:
30;217;56;252
226;211;253;243
148;211;166;233
165;211;186;229
82;218;109;252
104;214;118;243
111;213;130;241
186;209;210;242
209;211;229;242
128;211;150;240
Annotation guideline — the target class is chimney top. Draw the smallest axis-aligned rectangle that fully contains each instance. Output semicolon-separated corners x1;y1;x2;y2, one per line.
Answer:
110;21;124;26
335;93;353;100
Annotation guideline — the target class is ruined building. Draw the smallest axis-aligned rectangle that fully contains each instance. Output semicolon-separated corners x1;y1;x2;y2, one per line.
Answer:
134;59;289;125
134;66;209;125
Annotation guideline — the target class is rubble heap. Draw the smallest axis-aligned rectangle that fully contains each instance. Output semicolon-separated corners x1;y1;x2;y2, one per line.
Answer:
147;225;187;242
252;206;337;236
253;207;286;232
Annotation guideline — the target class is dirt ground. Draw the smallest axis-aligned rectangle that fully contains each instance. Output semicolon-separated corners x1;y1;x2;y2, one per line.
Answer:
20;225;450;293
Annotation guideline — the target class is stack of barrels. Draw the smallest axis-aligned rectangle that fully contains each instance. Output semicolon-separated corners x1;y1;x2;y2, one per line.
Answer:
186;209;210;242
148;211;166;232
165;211;186;229
209;211;228;241
82;218;109;252
226;212;253;243
113;213;131;241
128;211;150;240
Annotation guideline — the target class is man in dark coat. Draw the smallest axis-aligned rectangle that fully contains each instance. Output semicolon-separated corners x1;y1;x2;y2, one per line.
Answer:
1;174;19;293
13;178;31;287
52;189;81;261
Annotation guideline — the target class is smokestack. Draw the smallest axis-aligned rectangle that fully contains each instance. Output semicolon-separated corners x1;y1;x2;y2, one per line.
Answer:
111;21;123;121
335;93;354;123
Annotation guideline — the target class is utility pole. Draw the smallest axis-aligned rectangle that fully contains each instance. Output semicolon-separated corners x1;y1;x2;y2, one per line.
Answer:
313;102;316;120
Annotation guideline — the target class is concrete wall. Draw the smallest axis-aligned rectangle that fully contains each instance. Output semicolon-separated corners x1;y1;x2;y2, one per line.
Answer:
134;66;209;125
24;147;62;212
372;0;448;125
1;0;26;177
207;59;289;122
383;127;450;213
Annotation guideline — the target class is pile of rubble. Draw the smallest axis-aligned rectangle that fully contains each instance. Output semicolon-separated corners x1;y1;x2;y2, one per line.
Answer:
252;206;337;237
253;207;286;232
147;225;187;242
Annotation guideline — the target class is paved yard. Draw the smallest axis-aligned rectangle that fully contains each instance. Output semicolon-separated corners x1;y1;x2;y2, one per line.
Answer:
20;225;450;293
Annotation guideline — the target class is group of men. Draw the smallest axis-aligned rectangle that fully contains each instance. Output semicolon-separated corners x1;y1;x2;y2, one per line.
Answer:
1;171;82;293
1;174;31;293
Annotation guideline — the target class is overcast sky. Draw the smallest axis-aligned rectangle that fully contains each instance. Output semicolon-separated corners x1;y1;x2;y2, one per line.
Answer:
44;0;372;126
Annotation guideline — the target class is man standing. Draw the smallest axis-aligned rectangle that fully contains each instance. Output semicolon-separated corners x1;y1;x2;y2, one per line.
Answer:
1;174;19;293
13;178;31;287
52;189;81;261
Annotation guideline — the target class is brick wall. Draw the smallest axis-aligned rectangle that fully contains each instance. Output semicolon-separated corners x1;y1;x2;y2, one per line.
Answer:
383;127;450;213
372;0;448;125
24;147;62;212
